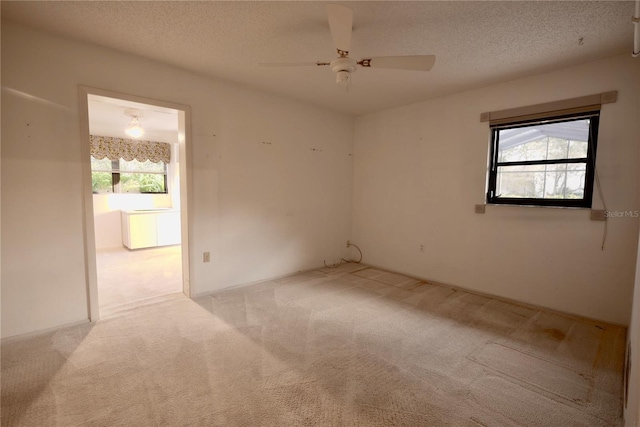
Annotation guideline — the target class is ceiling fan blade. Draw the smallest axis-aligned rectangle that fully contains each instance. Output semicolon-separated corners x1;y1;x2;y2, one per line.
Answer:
258;62;330;67
364;55;436;71
326;4;353;53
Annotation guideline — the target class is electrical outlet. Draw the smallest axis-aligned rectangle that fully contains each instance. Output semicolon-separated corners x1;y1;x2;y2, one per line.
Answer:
419;244;425;252
203;252;210;263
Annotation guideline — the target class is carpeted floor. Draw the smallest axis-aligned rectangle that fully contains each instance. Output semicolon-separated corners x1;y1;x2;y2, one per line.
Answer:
1;263;626;426
96;245;183;317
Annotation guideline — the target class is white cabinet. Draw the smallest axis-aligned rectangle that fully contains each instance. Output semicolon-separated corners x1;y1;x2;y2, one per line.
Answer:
125;213;158;249
121;210;181;249
157;211;181;246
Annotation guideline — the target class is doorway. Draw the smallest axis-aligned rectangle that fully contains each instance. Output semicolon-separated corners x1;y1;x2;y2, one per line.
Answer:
79;87;192;321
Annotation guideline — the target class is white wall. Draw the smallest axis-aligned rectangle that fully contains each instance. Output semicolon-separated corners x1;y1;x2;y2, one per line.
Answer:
1;22;353;338
623;63;640;426
353;55;640;325
625;230;640;426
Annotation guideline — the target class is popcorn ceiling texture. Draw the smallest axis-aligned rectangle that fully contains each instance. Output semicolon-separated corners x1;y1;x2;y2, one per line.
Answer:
1;264;625;425
1;1;633;115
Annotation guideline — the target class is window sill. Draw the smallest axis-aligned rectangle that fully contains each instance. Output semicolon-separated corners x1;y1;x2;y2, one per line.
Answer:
485;203;590;210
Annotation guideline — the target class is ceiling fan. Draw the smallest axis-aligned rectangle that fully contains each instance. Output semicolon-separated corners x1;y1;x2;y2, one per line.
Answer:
260;4;436;87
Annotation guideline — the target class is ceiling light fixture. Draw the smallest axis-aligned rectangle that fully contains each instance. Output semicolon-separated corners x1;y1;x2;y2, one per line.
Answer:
332;57;356;91
124;109;144;138
125;117;143;138
336;70;351;86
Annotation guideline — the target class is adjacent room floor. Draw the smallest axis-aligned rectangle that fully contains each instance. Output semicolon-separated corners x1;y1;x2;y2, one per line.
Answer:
1;264;626;426
96;245;183;317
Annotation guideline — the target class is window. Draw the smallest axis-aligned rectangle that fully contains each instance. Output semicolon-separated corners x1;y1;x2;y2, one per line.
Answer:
487;112;599;208
91;156;168;194
89;135;171;194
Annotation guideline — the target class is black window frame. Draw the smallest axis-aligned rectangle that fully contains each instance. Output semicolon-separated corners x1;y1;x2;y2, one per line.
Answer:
486;111;600;208
91;157;168;194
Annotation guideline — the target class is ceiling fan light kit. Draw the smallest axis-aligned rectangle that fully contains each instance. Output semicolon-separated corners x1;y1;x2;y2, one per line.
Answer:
124;108;144;138
331;56;357;86
260;4;436;88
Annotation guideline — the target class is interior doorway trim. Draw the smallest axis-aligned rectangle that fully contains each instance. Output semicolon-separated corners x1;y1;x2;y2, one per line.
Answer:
78;86;193;322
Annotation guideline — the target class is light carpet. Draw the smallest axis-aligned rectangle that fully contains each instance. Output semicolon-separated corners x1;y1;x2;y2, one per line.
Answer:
96;245;183;317
1;264;626;426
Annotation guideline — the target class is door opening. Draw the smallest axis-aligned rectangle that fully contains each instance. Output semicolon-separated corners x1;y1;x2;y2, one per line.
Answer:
79;87;192;320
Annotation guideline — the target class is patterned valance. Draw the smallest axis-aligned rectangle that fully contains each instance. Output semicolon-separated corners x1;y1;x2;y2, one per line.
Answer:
90;135;171;163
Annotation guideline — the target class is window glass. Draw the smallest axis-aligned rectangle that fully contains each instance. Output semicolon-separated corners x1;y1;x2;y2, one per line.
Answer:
487;113;598;208
90;156;167;194
497;119;590;162
120;173;166;193
92;172;113;193
495;163;587;200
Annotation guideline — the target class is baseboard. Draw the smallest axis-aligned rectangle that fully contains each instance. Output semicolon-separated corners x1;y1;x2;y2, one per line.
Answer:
361;261;627;329
1;318;91;344
193;264;329;299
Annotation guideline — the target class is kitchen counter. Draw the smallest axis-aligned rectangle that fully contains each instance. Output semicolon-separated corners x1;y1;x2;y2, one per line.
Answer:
121;209;181;249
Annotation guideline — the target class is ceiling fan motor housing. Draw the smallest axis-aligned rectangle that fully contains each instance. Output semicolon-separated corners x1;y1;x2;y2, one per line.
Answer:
331;57;357;85
331;57;357;74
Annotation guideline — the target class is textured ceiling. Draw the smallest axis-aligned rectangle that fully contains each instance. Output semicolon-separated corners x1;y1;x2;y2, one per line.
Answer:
2;1;635;115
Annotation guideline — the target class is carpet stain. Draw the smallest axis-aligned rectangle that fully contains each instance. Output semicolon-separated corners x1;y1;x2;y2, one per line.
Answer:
1;263;626;426
543;328;566;340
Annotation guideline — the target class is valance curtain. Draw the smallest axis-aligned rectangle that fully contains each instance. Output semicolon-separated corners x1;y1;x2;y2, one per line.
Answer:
90;135;171;163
